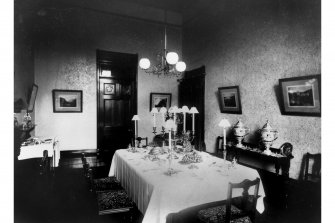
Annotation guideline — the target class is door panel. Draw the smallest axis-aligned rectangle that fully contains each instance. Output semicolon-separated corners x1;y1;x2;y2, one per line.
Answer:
179;66;205;151
99;78;133;151
97;50;137;156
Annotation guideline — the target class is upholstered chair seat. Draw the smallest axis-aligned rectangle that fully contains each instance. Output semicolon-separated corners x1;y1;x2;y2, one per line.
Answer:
93;176;122;191
198;204;251;223
96;190;134;215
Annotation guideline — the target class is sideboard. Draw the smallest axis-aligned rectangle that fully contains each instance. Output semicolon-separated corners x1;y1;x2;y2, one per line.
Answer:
224;142;294;178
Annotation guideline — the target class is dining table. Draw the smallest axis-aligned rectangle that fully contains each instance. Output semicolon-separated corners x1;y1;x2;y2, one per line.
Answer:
108;148;266;223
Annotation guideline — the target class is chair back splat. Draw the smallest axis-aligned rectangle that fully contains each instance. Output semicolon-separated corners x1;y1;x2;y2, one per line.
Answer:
226;178;260;223
304;152;321;182
81;153;134;219
198;178;260;223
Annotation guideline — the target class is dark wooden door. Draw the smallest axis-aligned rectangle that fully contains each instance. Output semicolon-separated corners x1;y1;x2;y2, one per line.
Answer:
179;66;205;151
97;50;137;155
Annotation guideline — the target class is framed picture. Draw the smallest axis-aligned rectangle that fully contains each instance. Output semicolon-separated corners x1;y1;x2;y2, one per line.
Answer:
279;75;321;117
150;93;172;111
104;83;115;95
27;84;38;112
218;86;242;114
52;90;83;113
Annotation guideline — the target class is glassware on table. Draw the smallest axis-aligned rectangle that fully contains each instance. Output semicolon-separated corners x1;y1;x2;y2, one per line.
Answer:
223;150;227;162
231;157;237;169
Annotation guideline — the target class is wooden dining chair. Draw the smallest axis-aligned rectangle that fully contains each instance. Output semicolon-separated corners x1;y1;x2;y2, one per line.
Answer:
197;178;260;223
81;153;122;192
82;158;134;219
304;152;321;183
39;150;50;176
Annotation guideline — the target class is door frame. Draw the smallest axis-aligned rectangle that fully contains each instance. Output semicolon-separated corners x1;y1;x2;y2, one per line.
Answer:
178;66;206;150
96;49;138;152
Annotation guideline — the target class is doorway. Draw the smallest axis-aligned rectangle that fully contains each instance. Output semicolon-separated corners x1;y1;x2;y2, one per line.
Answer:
178;66;206;151
97;50;138;157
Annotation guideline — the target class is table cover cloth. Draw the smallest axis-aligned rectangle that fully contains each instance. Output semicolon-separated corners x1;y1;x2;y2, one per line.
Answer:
18;137;60;167
109;149;265;223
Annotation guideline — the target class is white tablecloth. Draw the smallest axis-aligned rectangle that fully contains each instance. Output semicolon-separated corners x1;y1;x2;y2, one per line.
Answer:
18;137;60;167
109;149;265;223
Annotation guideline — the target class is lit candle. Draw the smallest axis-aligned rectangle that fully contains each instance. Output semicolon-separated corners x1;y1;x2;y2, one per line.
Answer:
132;115;140;140
181;106;189;132
192;113;195;132
160;107;167;125
171;106;178;132
135;121;137;138
169;130;172;151
183;113;186;132
218;118;231;151
189;107;199;133
165;119;175;151
223;127;226;147
151;108;158;128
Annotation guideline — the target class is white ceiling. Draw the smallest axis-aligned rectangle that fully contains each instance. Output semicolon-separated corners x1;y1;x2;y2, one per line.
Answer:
16;0;219;25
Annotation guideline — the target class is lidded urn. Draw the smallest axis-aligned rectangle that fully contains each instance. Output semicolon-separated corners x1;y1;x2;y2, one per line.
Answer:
260;120;278;155
233;119;250;148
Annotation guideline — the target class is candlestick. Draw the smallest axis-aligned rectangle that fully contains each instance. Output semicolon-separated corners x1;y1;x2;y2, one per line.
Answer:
151;108;158;128
189;107;199;135
165;119;176;152
181;106;189;133
160;107;167;126
183;113;186;132
132;115;141;145
153;114;156;127
135;121;137;138
218;118;231;152
223;128;226;149
169;130;172;151
192;113;195;132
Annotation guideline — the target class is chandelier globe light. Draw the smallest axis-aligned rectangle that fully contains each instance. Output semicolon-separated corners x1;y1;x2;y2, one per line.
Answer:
138;12;186;77
176;61;186;72
139;58;150;70
166;52;179;65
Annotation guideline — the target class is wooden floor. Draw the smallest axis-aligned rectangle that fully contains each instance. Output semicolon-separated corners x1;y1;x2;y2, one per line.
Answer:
14;155;321;223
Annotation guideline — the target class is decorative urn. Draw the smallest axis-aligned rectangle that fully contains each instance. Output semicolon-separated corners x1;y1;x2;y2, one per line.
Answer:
233;120;250;148
259;120;278;155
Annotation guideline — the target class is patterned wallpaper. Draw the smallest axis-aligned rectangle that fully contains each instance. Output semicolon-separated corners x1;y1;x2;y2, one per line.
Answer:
34;8;181;151
183;0;321;179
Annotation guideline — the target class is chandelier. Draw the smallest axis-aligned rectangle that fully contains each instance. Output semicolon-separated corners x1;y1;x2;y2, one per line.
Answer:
139;26;186;77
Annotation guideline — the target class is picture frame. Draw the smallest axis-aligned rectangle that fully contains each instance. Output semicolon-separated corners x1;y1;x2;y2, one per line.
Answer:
150;93;172;112
279;75;321;117
52;89;83;113
27;84;38;112
218;86;242;114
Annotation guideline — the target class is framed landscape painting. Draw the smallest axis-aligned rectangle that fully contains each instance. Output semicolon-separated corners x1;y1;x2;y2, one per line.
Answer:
279;75;321;117
218;86;242;114
150;93;171;111
52;90;83;113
